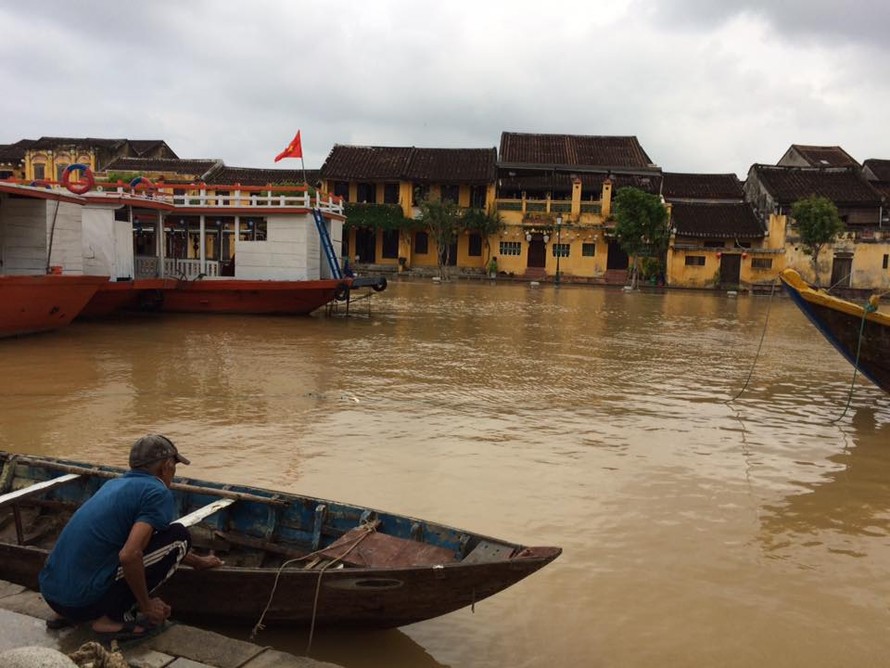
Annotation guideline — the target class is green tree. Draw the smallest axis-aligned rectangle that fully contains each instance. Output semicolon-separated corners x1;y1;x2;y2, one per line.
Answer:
791;195;844;286
417;198;462;279
613;187;669;288
459;207;504;262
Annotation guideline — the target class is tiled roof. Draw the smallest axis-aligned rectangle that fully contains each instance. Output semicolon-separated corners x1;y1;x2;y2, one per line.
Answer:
211;166;320;186
498;132;656;169
863;159;890;182
405;148;496;183
129;140;176;158
29;137;128;151
102;157;221;178
662;173;743;201
670;202;764;238
321;145;415;180
0;141;29;164
749;165;882;206
784;144;859;168
320;145;496;183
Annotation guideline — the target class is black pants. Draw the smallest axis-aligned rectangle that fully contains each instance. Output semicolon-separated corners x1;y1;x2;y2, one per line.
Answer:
46;523;191;623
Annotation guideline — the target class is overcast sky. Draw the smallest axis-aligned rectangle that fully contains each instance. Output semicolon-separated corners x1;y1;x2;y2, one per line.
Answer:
2;0;888;178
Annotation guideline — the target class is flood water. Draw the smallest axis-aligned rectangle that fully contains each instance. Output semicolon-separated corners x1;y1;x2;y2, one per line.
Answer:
1;279;889;667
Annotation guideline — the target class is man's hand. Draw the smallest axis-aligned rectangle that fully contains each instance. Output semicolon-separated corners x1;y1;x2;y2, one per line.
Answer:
183;552;224;570
139;596;171;626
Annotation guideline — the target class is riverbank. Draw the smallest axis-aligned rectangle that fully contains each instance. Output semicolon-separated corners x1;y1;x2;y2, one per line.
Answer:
0;579;341;668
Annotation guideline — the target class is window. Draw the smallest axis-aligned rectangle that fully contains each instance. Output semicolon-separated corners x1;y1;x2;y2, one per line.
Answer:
441;185;459;204
383;183;399;204
551;243;570;258
468;233;482;257
414;231;429;254
704;241;724;249
685;256;706;266
751;258;772;269
240;218;267;241
499;241;522;256
332;181;349;200
356;183;376;203
33;164;45;180
470;185;487;208
884;254;889;270
55;164;69;182
413;184;430;206
382;229;399;258
582;243;596;257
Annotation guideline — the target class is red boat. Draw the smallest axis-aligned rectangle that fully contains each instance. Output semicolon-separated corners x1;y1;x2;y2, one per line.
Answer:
77;278;176;319
156;277;352;316
0;275;109;338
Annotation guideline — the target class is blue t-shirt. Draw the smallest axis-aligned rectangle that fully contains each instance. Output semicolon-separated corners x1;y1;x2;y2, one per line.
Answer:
39;470;175;607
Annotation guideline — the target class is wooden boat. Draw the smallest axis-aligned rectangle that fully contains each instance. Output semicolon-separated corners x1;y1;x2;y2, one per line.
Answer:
0;275;109;338
779;268;890;394
0;452;561;628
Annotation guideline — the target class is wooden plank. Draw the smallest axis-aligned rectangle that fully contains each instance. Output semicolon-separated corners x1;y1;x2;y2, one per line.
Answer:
318;528;457;568
11;457;287;506
175;497;235;528
0;474;80;510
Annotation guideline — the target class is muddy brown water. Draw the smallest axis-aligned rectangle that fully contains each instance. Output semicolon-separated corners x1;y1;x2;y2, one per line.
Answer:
1;279;889;667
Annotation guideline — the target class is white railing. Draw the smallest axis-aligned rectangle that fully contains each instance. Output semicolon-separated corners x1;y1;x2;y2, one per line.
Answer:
135;256;220;279
111;186;344;215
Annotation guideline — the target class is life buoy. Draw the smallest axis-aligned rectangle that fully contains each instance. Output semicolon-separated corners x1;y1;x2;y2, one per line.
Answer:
129;176;154;192
334;283;350;302
61;164;94;195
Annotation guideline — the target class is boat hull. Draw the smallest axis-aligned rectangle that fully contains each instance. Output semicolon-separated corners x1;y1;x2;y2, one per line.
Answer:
779;269;890;394
0;275;109;337
77;278;175;319
0;453;560;628
157;278;350;316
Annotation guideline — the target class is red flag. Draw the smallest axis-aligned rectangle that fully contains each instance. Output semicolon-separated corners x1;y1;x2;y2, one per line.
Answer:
274;130;303;162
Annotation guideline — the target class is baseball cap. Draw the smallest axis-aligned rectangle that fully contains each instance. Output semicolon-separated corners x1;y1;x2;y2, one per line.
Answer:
129;434;191;468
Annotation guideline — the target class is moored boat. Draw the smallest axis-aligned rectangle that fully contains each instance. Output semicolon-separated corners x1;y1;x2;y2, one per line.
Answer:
0;452;561;628
0;275;109;338
779;268;890;394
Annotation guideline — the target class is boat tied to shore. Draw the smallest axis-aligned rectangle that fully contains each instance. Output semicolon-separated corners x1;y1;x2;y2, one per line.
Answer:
0;452;561;629
779;268;890;394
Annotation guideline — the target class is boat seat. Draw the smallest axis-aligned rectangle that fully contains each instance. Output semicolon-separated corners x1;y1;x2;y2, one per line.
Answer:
0;474;80;510
175;497;235;528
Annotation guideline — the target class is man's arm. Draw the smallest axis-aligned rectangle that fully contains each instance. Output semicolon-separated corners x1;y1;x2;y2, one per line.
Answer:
119;521;170;625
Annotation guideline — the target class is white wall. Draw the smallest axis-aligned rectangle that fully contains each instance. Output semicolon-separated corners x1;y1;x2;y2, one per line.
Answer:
235;214;312;280
0;196;50;275
46;201;85;274
82;206;132;280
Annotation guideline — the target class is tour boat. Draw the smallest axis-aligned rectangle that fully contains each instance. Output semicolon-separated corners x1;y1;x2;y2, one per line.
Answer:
0;275;109;338
779;268;890;394
0;452;561;629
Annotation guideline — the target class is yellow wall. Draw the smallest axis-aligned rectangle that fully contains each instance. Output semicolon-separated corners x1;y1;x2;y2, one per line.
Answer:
25;149;97;182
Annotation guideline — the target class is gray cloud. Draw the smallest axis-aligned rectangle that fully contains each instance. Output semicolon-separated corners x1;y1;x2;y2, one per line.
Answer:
2;0;889;178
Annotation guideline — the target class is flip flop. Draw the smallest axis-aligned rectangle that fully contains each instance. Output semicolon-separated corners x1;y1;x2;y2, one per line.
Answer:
95;619;166;647
45;617;75;630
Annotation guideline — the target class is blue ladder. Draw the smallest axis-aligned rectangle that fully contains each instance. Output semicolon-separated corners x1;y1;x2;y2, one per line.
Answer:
311;208;343;279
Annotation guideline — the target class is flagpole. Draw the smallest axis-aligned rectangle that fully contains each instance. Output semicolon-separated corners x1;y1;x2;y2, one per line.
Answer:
301;155;307;187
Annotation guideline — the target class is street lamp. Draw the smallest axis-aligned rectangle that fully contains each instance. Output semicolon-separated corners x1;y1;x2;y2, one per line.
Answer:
555;214;563;286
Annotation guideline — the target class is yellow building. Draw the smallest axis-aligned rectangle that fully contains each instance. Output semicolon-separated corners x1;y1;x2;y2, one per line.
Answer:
320;145;497;271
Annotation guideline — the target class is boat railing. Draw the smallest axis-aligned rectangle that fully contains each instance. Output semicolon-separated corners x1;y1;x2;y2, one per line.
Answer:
135;256;220;279
109;184;344;215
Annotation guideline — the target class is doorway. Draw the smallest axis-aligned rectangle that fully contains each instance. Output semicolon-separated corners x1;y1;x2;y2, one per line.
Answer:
527;236;546;268
830;256;853;288
719;253;741;288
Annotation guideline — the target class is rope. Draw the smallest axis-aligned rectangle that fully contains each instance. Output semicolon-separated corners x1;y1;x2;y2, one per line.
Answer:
68;641;128;668
726;279;778;403
248;522;378;651
830;300;876;423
